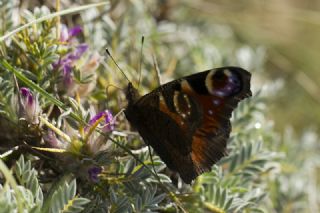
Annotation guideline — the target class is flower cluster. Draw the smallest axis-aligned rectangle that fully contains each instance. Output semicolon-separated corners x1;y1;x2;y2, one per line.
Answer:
36;25;109;183
43;109;114;182
53;25;100;96
84;110;114;182
44;110;114;151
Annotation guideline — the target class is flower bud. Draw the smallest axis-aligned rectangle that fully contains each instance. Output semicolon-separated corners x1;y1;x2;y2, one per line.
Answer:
19;87;40;124
88;166;102;183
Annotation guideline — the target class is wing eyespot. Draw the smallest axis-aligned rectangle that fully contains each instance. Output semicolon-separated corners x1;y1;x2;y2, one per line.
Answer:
205;69;242;97
173;91;192;118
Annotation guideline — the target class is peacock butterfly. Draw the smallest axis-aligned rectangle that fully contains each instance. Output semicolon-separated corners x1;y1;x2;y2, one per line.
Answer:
124;67;252;184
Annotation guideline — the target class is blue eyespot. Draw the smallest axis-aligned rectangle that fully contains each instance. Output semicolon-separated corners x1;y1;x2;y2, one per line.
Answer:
211;69;242;97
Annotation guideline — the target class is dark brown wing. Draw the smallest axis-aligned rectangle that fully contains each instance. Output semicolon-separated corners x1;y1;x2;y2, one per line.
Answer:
124;67;251;183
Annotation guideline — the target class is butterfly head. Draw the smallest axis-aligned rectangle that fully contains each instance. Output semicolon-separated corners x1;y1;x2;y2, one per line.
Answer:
125;82;141;105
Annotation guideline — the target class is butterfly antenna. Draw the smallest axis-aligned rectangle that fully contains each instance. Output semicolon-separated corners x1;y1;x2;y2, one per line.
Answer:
105;48;130;82
137;35;145;89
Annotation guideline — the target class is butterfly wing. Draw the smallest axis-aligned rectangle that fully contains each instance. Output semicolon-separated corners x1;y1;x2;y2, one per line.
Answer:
125;67;251;183
125;103;198;182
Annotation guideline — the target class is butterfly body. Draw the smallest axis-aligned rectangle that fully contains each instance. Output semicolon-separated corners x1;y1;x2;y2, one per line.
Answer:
124;67;251;184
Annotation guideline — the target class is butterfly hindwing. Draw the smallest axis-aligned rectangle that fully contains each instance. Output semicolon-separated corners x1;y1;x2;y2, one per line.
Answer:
124;66;252;183
125;103;197;181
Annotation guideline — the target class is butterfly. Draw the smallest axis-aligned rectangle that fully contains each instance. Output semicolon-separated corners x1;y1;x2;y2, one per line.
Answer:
124;67;252;184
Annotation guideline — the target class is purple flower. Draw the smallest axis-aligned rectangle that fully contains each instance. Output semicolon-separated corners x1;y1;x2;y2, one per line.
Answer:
84;110;114;154
62;63;74;90
52;58;61;70
53;44;88;93
88;110;114;133
88;166;102;183
74;43;88;58
19;87;40;124
68;26;82;38
54;25;89;95
66;43;88;61
60;25;82;42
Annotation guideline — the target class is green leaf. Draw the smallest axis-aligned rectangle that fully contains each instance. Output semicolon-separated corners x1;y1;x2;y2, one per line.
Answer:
14;155;43;206
219;189;227;208
47;179;90;213
152;193;166;205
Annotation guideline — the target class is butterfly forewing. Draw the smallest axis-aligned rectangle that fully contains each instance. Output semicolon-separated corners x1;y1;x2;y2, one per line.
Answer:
124;67;251;183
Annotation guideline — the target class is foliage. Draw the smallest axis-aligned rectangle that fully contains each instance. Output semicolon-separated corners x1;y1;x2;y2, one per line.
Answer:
0;0;318;213
0;155;89;213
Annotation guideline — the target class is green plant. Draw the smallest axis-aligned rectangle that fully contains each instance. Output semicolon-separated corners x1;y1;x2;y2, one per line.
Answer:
0;155;89;213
